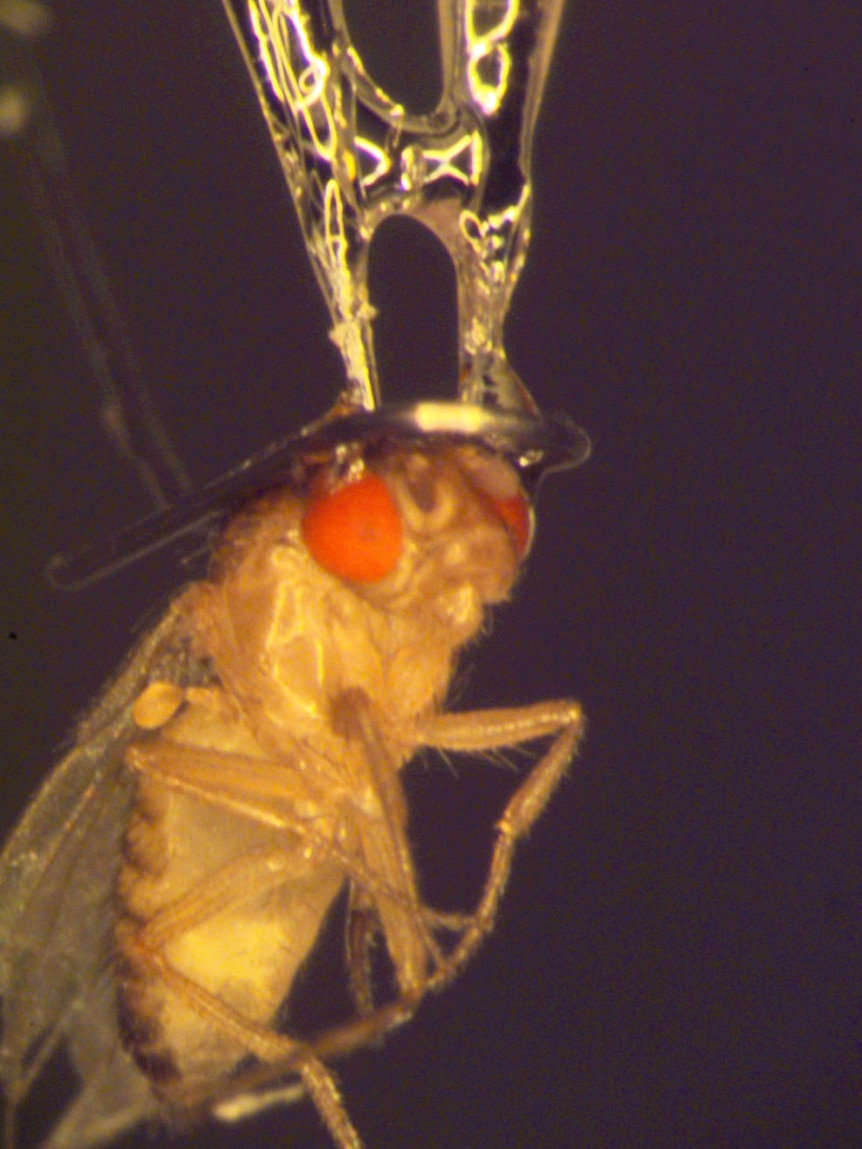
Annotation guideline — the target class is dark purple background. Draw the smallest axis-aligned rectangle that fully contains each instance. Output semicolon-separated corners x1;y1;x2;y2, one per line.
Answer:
2;3;860;1147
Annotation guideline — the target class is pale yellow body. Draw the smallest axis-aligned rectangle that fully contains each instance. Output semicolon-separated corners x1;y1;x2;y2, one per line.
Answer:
0;441;583;1149
115;445;533;1098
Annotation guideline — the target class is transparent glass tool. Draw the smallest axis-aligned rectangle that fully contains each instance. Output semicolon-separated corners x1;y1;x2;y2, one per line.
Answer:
224;0;569;415
0;0;191;511
5;0;589;590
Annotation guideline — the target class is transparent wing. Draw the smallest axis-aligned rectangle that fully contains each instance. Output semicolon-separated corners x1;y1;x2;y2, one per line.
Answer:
0;4;191;509
0;601;207;1147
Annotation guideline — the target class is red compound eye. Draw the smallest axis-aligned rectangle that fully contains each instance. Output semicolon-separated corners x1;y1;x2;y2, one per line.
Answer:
302;474;403;583
489;494;532;558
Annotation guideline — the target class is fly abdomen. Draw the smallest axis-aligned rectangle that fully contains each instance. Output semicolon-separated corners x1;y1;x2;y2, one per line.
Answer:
114;682;344;1101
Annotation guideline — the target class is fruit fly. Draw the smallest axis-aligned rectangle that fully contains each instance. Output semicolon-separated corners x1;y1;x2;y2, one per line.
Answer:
0;2;590;1148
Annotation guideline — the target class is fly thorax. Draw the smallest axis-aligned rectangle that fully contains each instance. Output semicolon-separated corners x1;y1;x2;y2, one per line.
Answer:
196;446;531;738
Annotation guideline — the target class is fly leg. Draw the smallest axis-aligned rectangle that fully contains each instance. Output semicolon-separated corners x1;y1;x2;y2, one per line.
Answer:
228;699;586;1089
345;883;381;1017
315;698;585;1050
333;687;447;995
418;699;586;991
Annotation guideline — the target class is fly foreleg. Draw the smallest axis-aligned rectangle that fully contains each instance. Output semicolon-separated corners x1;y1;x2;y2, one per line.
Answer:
419;699;585;991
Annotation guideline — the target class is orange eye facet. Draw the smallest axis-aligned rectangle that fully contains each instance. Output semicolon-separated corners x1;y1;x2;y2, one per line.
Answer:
302;474;403;583
489;494;532;558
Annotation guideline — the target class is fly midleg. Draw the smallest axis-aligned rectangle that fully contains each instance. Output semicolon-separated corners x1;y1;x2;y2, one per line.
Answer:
298;1057;364;1149
345;883;381;1016
334;687;446;989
